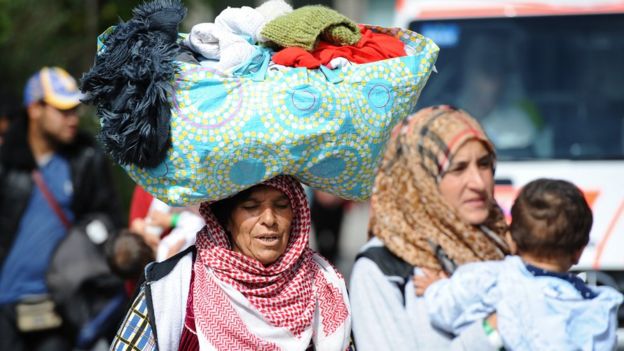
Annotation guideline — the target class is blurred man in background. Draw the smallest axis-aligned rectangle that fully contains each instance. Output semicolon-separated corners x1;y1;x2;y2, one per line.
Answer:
0;94;16;146
0;67;122;351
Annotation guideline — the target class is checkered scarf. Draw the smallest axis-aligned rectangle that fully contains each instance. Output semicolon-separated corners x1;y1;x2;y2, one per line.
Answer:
194;175;319;342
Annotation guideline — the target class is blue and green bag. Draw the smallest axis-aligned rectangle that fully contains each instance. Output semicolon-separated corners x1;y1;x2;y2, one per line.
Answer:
81;0;438;205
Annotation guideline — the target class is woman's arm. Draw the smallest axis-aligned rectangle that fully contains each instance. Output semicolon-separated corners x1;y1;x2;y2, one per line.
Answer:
349;258;417;351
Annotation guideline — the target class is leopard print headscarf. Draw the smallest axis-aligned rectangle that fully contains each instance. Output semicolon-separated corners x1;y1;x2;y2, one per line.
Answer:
370;105;509;271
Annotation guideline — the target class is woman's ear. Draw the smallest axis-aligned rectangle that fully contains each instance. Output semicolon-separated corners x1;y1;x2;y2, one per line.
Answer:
225;217;233;234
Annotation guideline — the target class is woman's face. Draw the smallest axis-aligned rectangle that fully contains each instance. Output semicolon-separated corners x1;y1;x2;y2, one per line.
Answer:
439;140;495;225
227;186;293;266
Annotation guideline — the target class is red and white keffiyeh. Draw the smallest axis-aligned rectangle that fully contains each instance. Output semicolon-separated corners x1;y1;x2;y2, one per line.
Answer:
193;175;351;350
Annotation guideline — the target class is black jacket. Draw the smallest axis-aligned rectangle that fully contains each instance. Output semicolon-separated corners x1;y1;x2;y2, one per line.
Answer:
0;117;123;268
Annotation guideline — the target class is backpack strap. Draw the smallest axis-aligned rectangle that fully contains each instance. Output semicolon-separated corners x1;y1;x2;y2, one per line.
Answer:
356;246;414;305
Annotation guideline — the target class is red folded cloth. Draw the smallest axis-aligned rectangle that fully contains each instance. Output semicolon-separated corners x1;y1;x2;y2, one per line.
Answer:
272;25;407;69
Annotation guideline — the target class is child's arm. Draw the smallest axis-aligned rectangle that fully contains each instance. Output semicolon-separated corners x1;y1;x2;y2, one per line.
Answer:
423;261;499;334
413;268;447;296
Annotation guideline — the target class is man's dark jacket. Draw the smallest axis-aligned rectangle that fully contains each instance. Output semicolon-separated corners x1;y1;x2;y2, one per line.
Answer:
0;117;123;268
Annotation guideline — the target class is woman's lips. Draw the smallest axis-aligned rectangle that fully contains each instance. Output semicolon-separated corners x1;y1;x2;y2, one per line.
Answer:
464;197;487;207
255;234;280;244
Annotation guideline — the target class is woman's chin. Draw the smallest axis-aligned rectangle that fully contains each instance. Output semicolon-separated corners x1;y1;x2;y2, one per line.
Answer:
253;249;285;266
460;209;490;226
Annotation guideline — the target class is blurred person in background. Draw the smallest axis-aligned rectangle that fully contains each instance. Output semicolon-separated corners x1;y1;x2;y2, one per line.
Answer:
310;189;349;265
0;94;17;146
128;185;205;263
106;229;155;297
0;66;122;351
455;35;542;157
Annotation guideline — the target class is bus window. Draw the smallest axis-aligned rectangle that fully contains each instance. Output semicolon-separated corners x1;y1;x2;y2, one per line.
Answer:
412;14;624;161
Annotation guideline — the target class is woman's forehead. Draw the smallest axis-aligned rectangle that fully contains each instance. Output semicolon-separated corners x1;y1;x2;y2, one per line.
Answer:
243;185;288;200
452;139;492;159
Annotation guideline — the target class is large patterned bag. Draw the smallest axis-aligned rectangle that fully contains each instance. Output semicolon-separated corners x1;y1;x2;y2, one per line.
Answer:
82;1;438;205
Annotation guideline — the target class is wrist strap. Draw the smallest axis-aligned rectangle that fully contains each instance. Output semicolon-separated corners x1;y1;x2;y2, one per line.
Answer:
32;170;71;230
482;318;504;350
170;213;180;228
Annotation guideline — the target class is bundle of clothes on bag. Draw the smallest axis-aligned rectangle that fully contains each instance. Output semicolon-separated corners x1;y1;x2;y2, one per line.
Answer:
183;0;408;71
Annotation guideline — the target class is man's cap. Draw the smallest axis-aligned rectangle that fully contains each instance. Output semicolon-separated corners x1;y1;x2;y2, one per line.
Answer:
23;67;83;110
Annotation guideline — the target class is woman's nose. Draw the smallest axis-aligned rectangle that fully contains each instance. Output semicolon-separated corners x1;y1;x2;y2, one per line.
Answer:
466;165;486;190
260;208;277;226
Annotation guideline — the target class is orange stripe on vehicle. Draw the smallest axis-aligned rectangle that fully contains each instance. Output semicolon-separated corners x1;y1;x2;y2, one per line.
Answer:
396;0;405;11
582;190;600;209
414;4;624;20
592;200;624;269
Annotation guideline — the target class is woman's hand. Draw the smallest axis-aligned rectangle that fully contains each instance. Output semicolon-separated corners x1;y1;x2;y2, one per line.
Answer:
130;218;147;235
413;268;448;296
148;210;173;229
130;218;160;252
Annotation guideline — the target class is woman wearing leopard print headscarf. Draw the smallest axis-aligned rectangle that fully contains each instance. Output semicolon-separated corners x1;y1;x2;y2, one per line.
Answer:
350;105;509;350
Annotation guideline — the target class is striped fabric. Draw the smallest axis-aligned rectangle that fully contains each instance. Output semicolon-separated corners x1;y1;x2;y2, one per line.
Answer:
110;290;156;351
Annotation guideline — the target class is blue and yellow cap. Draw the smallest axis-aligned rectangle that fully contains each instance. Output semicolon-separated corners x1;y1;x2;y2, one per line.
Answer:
23;67;83;110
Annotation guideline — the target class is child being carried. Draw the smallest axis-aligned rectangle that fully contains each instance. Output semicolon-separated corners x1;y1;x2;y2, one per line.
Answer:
414;178;623;351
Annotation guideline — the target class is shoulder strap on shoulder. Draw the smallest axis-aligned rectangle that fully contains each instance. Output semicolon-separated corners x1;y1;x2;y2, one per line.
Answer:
144;245;196;283
355;246;413;280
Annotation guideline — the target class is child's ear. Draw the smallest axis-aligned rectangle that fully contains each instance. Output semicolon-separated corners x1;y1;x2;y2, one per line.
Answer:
571;246;586;265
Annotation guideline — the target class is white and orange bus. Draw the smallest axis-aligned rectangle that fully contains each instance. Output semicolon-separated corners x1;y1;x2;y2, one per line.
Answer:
396;0;624;288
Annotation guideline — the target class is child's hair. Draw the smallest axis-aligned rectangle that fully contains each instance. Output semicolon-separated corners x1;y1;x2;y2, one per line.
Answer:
106;229;154;280
510;178;593;259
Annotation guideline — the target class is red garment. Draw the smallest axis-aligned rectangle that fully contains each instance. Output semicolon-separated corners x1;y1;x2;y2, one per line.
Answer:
124;280;137;298
272;25;407;69
178;269;199;351
129;185;153;224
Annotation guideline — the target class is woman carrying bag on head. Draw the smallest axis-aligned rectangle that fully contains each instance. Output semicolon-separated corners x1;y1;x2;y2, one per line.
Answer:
80;0;440;348
110;176;351;351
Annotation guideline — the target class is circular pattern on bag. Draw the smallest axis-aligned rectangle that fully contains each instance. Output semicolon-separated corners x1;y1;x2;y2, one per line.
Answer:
299;134;373;195
206;138;284;198
173;66;247;130
345;60;415;142
256;70;344;139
